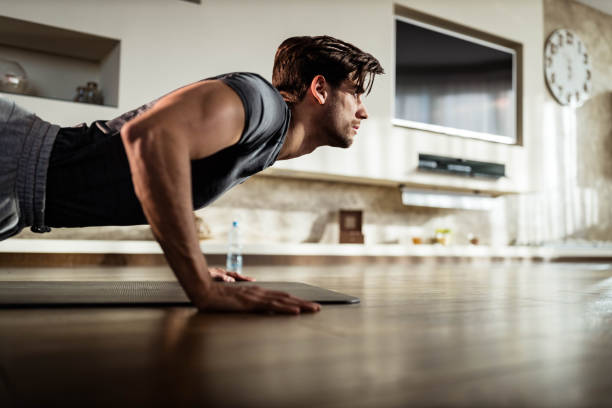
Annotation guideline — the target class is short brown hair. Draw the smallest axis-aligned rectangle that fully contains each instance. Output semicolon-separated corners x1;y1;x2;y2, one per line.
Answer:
272;35;384;105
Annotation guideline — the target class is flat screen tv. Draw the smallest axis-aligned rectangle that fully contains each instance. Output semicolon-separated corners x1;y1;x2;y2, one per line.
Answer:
394;16;519;144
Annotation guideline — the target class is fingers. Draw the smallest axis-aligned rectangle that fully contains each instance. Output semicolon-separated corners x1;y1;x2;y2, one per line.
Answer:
268;299;301;315
226;271;256;281
210;268;235;282
244;287;321;314
208;267;256;282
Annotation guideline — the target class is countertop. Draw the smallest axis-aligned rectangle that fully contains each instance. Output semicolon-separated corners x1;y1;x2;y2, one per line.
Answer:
2;238;612;260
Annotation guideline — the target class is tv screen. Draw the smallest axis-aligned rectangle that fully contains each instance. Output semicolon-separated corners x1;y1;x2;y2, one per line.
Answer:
394;17;517;144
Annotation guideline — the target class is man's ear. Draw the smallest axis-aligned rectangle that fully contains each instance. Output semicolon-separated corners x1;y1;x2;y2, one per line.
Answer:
309;75;328;105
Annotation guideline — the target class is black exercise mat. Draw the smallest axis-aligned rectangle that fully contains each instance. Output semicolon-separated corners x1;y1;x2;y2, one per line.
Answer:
0;281;360;306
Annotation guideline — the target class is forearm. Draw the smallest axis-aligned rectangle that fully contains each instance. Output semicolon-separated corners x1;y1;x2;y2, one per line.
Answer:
121;123;211;305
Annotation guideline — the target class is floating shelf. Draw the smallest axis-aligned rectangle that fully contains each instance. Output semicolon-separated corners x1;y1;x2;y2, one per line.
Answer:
261;167;521;197
0;15;120;107
401;170;520;197
400;187;498;210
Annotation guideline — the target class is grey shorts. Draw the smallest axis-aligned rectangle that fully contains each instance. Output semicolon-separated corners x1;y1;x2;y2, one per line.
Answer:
0;97;59;240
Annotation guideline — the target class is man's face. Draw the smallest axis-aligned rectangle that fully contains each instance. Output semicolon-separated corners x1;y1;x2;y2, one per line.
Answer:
319;79;369;148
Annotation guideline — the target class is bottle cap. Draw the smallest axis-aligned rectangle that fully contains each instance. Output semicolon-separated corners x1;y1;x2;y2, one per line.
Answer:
232;220;238;227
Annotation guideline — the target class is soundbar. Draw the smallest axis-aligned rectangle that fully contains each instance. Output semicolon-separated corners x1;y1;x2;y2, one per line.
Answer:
418;154;505;179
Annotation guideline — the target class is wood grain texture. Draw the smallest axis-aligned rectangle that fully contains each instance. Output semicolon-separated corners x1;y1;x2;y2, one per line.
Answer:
1;262;612;407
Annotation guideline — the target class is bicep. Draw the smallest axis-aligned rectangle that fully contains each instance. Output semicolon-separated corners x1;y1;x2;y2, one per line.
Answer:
123;80;245;160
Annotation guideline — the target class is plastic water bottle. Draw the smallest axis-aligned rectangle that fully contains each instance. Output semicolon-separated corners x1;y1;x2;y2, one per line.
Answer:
226;220;243;274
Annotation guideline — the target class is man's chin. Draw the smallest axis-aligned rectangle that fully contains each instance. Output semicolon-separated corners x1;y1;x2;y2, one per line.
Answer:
343;135;355;148
328;135;353;149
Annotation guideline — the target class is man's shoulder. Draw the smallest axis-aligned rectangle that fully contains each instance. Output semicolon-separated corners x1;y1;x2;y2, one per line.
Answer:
208;73;289;148
209;72;269;85
211;72;287;122
209;72;280;99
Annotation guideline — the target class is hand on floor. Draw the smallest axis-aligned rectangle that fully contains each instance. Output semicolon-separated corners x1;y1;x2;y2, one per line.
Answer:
198;283;321;315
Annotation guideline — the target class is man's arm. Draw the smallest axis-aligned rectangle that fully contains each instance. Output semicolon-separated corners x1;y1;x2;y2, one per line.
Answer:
120;80;319;314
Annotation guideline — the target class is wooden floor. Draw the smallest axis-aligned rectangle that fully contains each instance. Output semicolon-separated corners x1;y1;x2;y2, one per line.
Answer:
1;261;612;407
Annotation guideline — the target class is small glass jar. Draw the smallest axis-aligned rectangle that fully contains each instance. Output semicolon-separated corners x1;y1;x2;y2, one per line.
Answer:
435;229;452;245
73;86;86;102
85;81;104;104
0;59;28;94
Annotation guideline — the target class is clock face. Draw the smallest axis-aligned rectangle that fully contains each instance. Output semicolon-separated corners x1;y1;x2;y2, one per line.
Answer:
544;29;592;107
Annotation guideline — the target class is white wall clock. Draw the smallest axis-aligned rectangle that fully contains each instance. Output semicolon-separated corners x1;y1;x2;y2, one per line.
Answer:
544;29;592;107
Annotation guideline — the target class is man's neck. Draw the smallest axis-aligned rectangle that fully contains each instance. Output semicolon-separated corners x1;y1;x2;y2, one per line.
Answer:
277;104;322;160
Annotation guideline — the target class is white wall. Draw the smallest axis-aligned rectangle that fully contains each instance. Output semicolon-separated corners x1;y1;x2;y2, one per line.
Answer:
1;0;544;195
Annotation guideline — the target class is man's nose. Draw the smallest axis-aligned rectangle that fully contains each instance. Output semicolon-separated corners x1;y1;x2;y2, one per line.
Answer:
357;101;368;120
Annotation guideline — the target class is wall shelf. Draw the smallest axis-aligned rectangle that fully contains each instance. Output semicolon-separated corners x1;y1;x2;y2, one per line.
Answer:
261;167;521;197
400;187;498;210
0;15;120;107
